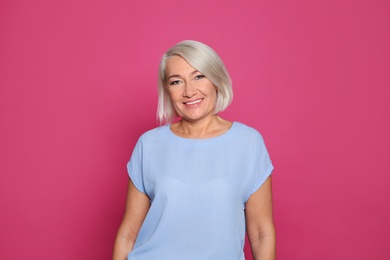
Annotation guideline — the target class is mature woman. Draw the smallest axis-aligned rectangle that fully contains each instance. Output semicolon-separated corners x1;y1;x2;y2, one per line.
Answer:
113;40;275;260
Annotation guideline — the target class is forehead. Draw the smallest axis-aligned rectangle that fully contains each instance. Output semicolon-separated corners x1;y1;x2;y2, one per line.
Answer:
165;55;196;76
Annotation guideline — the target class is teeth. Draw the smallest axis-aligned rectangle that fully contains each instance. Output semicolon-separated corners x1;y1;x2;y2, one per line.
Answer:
186;99;202;105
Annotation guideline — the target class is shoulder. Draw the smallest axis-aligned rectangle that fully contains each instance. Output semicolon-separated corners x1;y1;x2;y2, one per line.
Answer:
136;125;170;143
231;121;264;140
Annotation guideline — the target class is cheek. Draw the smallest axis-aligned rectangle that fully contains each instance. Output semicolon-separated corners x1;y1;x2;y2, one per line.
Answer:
211;86;218;99
167;89;181;103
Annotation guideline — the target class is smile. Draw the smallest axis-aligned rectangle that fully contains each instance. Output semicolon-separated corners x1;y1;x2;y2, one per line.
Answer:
184;99;203;105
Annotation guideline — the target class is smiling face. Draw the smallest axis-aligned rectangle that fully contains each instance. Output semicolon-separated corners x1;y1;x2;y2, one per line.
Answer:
165;55;218;123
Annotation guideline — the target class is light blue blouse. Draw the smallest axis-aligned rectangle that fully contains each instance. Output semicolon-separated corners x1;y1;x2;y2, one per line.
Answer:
127;122;273;260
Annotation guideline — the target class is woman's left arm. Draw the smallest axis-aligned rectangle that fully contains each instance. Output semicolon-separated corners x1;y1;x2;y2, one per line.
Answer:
245;176;276;260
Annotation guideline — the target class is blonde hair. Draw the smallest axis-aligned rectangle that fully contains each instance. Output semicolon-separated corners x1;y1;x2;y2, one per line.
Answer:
157;40;233;124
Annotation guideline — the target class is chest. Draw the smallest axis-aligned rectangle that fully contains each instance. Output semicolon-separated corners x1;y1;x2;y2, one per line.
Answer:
142;141;255;204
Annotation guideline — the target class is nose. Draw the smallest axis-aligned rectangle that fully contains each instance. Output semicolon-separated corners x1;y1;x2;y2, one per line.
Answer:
183;81;197;97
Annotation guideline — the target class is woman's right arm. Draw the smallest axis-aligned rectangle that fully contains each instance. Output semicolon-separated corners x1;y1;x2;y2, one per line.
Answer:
113;180;150;260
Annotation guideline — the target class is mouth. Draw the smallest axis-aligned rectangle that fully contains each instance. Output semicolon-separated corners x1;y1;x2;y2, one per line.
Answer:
183;98;203;105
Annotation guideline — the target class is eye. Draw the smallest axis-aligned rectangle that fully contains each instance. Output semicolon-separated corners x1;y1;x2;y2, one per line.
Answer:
195;74;205;80
169;80;181;86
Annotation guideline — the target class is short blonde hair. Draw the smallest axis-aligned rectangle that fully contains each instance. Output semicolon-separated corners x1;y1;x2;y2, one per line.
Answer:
157;40;233;124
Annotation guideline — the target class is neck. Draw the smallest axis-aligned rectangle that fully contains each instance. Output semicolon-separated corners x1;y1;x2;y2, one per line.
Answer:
171;115;232;139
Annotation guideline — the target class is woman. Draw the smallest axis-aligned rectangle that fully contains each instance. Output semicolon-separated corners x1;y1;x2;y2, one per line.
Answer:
113;40;275;260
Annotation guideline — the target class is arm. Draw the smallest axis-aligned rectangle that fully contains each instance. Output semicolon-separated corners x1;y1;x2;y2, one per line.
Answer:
113;180;150;260
245;176;276;260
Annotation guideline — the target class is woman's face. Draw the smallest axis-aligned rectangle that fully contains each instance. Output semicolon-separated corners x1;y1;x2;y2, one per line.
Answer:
165;55;217;123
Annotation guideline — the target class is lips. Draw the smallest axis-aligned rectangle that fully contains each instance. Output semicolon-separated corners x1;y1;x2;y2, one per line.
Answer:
183;98;203;105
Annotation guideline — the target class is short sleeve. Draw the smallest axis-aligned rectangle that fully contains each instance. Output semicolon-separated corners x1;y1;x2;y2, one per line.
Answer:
249;134;274;195
127;138;146;194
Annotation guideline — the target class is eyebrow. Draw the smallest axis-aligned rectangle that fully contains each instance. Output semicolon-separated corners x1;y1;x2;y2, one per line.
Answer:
168;70;200;80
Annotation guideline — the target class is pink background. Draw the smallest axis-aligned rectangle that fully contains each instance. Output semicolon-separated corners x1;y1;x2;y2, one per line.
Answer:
1;0;389;259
